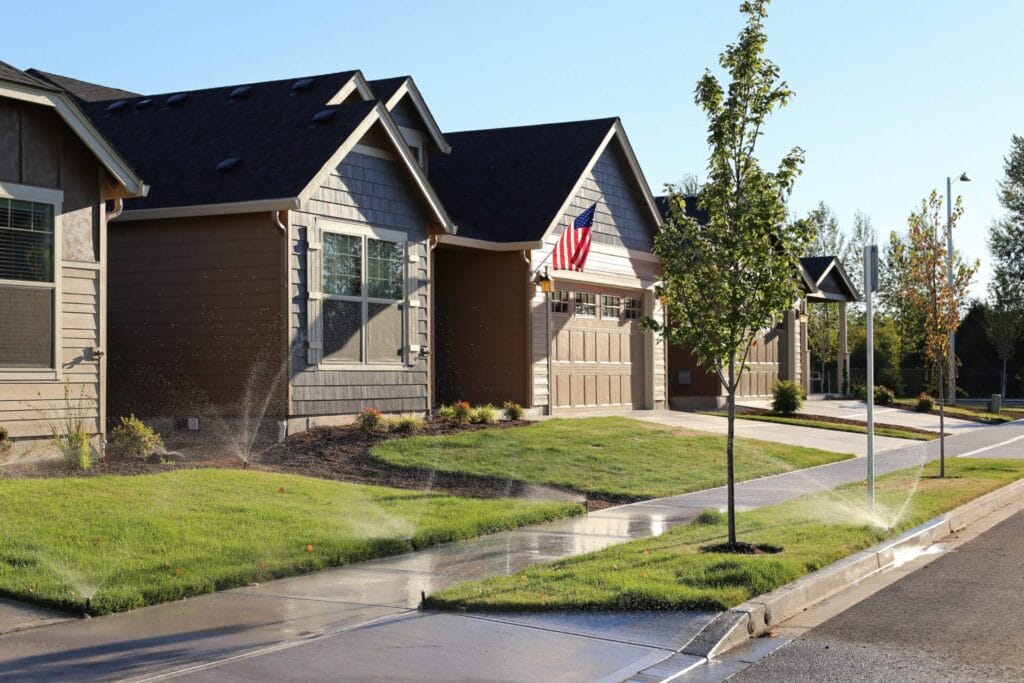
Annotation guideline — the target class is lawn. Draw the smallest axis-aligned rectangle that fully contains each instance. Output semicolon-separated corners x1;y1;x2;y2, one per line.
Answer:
893;399;1024;424
0;470;582;615
371;417;851;502
700;411;936;441
424;458;1024;612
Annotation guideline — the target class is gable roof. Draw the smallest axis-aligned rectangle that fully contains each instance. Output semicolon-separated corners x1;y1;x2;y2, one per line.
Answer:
0;61;56;90
26;68;140;102
428;118;632;244
656;194;709;225
368;75;450;153
801;255;860;302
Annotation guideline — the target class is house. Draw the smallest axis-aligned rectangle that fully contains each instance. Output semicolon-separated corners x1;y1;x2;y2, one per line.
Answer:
428;118;668;413
0;63;145;460
29;68;455;442
658;195;860;408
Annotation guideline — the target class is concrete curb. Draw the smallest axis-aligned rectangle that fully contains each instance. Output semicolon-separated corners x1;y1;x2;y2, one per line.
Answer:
689;475;1024;660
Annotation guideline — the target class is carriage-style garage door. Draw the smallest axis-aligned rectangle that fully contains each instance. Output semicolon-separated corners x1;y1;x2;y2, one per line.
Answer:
550;284;646;410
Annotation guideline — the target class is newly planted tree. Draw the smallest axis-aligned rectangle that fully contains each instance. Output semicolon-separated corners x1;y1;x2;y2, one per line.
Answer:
647;0;810;546
984;268;1023;398
899;191;977;476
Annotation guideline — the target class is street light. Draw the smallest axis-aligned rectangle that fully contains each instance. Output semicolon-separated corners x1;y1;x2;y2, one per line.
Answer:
946;172;970;404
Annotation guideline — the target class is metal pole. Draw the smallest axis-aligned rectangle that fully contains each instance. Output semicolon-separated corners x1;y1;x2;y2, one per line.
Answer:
864;245;875;510
946;176;956;405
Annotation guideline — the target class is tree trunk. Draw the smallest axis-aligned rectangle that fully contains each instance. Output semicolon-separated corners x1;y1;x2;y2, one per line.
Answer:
1001;357;1008;400
938;362;946;478
726;355;737;546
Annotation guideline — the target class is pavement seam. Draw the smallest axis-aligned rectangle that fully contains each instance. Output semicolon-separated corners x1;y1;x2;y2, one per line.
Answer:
451;612;681;651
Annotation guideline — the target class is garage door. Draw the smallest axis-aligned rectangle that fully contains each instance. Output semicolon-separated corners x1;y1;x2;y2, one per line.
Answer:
550;285;646;410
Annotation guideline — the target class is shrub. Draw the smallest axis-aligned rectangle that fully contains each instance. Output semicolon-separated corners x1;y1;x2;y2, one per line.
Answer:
436;404;457;421
874;385;895;406
110;415;163;458
853;382;868;402
390;416;424;434
471;404;498;424
914;393;935;412
0;426;7;442
356;407;385;434
47;382;94;470
770;380;804;416
56;425;92;471
877;368;905;398
502;401;524;421
453;401;472;424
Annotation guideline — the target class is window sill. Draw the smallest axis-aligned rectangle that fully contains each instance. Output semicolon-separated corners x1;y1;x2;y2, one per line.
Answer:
0;369;59;381
316;362;414;372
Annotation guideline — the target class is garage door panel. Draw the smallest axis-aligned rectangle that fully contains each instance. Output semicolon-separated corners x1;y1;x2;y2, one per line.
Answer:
597;332;610;363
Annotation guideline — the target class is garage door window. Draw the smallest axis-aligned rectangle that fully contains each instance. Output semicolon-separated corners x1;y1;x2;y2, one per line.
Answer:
575;292;596;318
550;289;570;314
600;295;621;319
624;297;642;320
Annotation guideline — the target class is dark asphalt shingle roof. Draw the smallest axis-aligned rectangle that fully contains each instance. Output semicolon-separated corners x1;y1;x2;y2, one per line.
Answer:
0;61;56;90
74;71;376;211
368;76;407;103
800;256;835;284
427;118;616;242
26;68;139;102
655;194;708;225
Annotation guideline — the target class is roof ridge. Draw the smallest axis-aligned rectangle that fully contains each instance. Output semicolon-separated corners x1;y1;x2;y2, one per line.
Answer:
443;116;618;137
86;69;362;104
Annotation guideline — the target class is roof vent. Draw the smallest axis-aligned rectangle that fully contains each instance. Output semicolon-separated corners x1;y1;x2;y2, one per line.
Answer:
106;100;128;113
166;93;188;106
312;109;336;124
292;78;314;92
229;85;252;99
134;99;153;110
216;158;240;172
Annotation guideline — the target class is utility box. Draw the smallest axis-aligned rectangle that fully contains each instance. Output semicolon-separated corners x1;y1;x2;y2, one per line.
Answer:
990;394;1002;415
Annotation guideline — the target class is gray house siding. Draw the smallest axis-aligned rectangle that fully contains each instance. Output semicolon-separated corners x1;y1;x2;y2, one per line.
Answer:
288;147;432;425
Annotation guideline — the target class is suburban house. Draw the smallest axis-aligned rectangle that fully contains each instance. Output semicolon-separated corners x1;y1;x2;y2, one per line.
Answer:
27;68;455;442
428;118;668;413
0;63;146;460
658;195;860;408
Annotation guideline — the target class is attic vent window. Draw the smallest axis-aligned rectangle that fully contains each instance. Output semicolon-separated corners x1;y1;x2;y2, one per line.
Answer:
292;78;314;92
229;85;252;99
106;100;128;112
134;99;153;110
312;109;336;124
216;158;240;172
166;93;188;106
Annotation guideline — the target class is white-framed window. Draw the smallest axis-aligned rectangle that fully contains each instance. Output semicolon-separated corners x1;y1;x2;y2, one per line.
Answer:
0;183;62;375
550;289;570;314
320;227;406;365
575;292;596;318
600;295;621;319
623;297;642;320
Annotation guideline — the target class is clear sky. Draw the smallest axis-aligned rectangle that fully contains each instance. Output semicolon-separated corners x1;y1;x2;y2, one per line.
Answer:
6;1;1021;296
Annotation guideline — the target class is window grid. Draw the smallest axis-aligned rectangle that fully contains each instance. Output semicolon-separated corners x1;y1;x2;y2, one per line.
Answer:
575;292;596;318
624;297;642;320
600;295;621;319
550;289;570;314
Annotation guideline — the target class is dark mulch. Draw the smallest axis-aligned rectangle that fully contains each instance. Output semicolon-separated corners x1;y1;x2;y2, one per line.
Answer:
735;407;939;437
700;541;783;555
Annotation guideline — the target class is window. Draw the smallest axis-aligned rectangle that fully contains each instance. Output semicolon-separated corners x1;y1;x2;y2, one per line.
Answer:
600;295;621;319
575;292;596;318
623;297;642;320
0;196;56;370
322;231;405;365
549;289;569;314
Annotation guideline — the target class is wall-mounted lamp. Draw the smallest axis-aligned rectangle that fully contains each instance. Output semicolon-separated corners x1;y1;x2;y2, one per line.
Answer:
536;271;554;293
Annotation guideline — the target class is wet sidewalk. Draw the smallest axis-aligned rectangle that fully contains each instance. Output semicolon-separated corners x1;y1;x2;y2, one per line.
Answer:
1;419;1022;681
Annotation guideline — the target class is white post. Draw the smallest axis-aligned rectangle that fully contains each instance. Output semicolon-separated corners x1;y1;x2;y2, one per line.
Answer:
864;245;877;510
946;176;957;405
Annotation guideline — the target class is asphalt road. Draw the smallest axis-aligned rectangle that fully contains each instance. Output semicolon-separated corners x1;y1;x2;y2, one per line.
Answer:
730;507;1024;682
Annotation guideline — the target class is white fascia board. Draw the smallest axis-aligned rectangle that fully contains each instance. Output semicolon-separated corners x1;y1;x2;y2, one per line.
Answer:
327;71;374;105
550;269;655;291
116;197;300;222
384;79;451;154
436;234;543;251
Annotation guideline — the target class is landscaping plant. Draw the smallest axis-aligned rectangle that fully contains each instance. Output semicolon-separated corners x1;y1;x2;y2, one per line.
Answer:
110;415;163;458
502;401;524;421
452;401;472;424
874;385;895;406
471;404;498;425
914;393;935;412
389;416;424;434
356;407;385;434
770;380;804;416
436;404;457;421
45;382;95;470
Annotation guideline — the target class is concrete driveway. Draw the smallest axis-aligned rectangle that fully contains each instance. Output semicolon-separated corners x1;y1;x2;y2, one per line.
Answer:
739;398;983;435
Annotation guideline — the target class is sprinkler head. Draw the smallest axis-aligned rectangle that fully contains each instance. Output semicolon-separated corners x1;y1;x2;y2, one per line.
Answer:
81;597;92;619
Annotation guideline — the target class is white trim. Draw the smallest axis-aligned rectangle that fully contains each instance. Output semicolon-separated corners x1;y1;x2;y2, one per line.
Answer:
115;197;301;222
436;234;543;251
315;216;406;242
326;72;374;105
352;143;395;161
550;269;653;291
383;79;452;154
0;181;63;204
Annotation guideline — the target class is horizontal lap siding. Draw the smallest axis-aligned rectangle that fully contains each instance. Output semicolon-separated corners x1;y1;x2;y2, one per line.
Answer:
107;214;285;419
290;149;432;418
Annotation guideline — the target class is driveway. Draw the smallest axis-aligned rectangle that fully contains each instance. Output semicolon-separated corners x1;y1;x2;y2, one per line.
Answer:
739;398;983;435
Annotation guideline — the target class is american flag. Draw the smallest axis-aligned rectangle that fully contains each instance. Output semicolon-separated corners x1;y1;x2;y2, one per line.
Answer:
552;203;595;271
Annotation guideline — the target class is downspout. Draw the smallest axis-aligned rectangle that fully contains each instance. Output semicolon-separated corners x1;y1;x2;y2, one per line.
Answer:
273;211;289;441
107;198;124;221
426;235;440;417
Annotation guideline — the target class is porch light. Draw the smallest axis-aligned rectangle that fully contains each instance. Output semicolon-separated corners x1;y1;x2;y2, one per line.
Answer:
536;271;554;293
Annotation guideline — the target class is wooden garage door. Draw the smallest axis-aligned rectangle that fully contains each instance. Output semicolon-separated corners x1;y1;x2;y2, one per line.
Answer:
550;285;645;410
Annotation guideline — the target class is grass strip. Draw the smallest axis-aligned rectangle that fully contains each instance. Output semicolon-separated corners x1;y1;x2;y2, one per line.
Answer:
371;417;851;502
700;411;935;441
892;399;1024;424
0;469;582;615
424;458;1024;612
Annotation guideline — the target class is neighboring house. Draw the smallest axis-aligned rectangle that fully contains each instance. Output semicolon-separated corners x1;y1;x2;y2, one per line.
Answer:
428;118;668;413
657;195;860;408
0;63;145;460
30;68;454;441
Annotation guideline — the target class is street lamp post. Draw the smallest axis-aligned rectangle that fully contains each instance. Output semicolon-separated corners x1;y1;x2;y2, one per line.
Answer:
946;172;970;404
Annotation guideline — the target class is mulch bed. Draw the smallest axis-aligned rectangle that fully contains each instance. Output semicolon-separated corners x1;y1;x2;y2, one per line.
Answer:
735;407;939;437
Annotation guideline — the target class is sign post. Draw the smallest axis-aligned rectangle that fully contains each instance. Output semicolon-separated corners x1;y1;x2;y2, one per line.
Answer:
864;245;878;509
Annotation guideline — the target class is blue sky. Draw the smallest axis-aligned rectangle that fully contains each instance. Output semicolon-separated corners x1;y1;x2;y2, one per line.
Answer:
7;1;1022;295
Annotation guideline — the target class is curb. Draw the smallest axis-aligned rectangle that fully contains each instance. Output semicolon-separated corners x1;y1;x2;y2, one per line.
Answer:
689;475;1024;660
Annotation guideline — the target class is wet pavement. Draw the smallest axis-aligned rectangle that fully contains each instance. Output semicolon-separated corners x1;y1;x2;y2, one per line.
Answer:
0;418;1021;681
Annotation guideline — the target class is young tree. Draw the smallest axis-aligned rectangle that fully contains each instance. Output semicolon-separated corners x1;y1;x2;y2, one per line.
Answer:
648;0;810;546
879;229;925;369
901;191;977;476
992;135;1024;286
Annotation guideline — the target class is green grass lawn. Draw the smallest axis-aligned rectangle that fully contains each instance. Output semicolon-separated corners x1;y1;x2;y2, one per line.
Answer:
424;458;1024;612
893;399;1024;424
0;470;581;615
372;417;851;502
700;411;936;441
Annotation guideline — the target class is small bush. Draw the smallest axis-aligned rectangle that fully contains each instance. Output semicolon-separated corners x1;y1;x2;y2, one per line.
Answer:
390;416;424;434
874;385;895;406
853;383;868;401
356;407;385;434
502;401;524;421
453;401;472;424
436;404;457;421
914;393;935;412
0;425;7;442
877;368;905;398
471;404;498;424
56;425;92;471
770;380;804;416
110;415;163;458
695;508;726;525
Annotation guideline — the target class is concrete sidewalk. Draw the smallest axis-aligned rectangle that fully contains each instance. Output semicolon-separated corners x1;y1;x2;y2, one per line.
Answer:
1;420;1022;681
740;397;983;435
